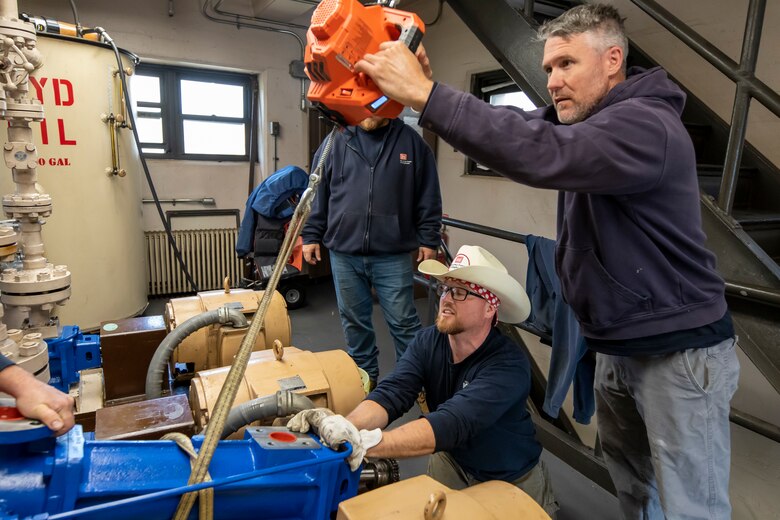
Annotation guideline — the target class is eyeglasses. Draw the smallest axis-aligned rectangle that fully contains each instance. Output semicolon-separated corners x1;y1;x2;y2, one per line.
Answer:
436;283;484;302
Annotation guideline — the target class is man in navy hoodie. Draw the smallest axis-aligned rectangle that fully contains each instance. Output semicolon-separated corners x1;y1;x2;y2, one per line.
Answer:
355;4;738;519
302;116;442;389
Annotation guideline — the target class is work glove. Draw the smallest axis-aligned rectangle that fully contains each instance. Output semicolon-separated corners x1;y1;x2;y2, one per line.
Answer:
286;407;334;433
287;409;383;471
318;414;365;471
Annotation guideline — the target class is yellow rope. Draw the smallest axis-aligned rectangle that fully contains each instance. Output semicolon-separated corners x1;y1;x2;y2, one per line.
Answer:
162;432;213;520
172;127;339;520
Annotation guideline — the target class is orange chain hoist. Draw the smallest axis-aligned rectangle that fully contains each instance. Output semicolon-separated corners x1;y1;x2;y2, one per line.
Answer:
305;0;425;126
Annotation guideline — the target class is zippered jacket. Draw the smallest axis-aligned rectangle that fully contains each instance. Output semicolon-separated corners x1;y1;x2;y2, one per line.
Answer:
302;119;442;255
419;67;727;341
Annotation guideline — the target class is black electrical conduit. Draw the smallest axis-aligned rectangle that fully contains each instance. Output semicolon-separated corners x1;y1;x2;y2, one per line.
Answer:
145;306;248;399
96;28;200;293
67;0;81;37
200;0;307;111
212;0;308;31
200;0;304;54
247;77;259;196
220;391;315;439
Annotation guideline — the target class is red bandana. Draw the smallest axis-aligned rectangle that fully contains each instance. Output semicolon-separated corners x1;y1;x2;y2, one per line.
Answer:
452;278;500;312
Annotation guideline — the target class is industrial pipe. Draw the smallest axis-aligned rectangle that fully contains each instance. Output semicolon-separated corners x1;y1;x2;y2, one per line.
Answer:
220;391;315;439
145;306;248;399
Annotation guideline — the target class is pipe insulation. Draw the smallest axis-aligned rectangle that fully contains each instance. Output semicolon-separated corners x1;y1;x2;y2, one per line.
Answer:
220;391;315;439
145;306;248;399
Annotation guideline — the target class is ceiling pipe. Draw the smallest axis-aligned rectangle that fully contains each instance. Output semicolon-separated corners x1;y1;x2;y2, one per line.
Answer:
200;0;307;111
213;0;309;31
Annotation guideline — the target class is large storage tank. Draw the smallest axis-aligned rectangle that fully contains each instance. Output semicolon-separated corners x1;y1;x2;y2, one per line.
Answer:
0;33;147;329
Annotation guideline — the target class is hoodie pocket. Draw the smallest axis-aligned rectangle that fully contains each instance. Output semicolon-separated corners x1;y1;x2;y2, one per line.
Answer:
556;246;651;328
368;214;402;253
328;212;365;249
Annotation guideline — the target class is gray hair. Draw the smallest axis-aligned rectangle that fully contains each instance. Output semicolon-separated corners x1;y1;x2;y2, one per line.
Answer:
538;4;628;71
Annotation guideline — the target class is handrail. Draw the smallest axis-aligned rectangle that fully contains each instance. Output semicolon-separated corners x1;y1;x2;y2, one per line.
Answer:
629;0;774;215
725;281;780;308
441;217;780;308
442;216;527;244
630;0;778;116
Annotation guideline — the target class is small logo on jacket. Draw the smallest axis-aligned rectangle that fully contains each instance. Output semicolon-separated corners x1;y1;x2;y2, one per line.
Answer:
399;153;412;165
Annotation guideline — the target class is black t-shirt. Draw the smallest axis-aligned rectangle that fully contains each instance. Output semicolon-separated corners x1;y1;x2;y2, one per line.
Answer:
586;311;734;356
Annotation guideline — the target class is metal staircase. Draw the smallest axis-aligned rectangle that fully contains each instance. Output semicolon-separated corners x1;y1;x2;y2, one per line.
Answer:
445;0;780;394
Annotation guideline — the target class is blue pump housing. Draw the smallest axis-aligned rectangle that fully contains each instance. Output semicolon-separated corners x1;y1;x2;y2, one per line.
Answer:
0;424;359;520
45;326;101;391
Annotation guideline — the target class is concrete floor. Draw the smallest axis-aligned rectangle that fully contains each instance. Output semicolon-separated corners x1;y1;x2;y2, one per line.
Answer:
288;277;621;520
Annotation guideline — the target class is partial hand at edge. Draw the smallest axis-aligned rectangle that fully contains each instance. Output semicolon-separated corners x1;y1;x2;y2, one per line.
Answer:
5;367;76;436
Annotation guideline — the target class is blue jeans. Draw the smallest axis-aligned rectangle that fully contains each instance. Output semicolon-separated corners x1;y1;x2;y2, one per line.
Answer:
594;337;739;520
329;251;422;380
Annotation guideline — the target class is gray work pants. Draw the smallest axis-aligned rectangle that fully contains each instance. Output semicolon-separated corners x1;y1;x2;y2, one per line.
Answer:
427;451;560;518
595;337;739;519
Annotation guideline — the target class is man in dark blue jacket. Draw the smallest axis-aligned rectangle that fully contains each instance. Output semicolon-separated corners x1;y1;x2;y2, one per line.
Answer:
288;245;557;516
355;4;738;519
302;116;442;387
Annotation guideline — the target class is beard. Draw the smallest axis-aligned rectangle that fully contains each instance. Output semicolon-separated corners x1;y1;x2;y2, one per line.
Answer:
556;98;599;124
358;117;388;132
436;313;464;335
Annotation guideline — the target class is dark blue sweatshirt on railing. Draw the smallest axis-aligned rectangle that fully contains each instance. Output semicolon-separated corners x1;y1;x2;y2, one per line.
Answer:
419;67;728;343
303;118;442;255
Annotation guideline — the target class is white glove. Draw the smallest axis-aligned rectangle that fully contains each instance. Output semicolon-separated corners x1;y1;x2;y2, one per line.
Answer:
286;408;334;433
359;428;383;452
318;414;365;471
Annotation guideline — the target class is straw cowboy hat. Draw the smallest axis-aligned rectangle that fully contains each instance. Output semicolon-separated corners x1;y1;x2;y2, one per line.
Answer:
418;245;531;324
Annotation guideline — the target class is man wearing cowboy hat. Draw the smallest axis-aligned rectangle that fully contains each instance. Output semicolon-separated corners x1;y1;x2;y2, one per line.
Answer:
288;245;558;516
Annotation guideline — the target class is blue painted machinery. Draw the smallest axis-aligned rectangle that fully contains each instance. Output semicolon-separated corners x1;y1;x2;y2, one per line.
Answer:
0;409;360;520
44;326;101;391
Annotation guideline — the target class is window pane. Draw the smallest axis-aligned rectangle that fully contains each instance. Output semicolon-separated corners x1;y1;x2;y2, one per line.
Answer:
138;106;162;114
490;91;537;111
132;75;161;104
136;116;163;144
183;120;245;155
142;147;166;154
180;80;244;117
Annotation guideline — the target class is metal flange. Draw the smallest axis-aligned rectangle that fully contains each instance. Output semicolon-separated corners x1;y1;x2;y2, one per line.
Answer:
0;397;52;444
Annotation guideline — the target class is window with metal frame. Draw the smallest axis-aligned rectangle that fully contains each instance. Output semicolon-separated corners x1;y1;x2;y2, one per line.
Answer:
132;64;254;161
466;69;538;177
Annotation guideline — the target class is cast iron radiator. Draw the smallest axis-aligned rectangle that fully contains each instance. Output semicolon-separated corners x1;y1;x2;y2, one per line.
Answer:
144;228;242;296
